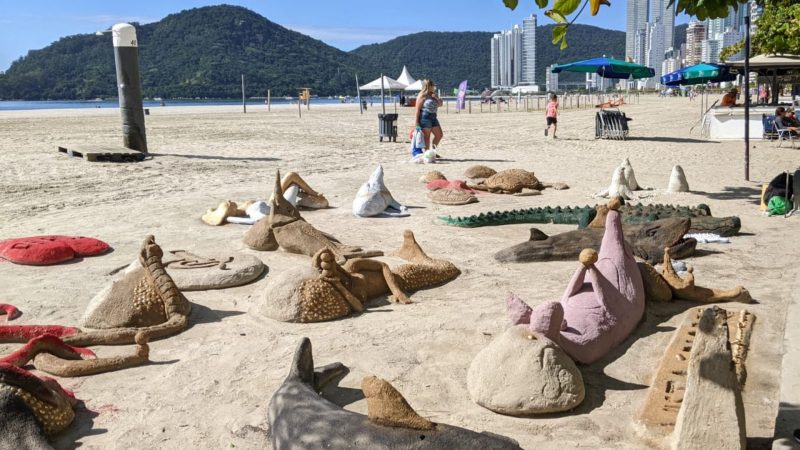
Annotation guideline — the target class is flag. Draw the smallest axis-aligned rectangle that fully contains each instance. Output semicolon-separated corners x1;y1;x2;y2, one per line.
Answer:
456;80;468;111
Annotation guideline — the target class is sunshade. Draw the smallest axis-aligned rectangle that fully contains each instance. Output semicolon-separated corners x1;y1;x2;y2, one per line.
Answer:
404;79;423;91
551;57;655;79
359;75;407;90
661;63;737;86
397;66;416;86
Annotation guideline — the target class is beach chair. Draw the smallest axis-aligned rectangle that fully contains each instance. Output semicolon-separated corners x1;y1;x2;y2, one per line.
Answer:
595;109;630;140
762;114;778;140
774;119;797;148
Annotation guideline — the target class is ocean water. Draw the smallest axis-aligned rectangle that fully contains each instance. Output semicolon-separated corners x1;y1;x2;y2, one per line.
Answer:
0;97;368;111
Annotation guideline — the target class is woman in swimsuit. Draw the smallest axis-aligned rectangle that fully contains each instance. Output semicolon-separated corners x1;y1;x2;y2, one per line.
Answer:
415;79;444;154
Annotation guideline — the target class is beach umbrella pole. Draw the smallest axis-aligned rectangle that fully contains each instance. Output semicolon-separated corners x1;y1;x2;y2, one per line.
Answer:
744;15;751;181
112;23;147;153
380;74;386;115
355;75;362;114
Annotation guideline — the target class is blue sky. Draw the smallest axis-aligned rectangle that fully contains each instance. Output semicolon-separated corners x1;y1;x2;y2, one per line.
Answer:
0;0;690;71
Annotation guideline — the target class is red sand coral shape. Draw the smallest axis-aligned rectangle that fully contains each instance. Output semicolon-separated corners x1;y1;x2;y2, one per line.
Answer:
0;236;110;266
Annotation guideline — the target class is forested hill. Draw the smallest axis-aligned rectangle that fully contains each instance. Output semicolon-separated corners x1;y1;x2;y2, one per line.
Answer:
351;25;626;90
0;4;627;100
0;5;375;99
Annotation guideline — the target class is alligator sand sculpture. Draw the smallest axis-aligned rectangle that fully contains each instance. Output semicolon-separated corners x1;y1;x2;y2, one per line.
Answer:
260;230;460;323
494;213;697;264
504;198;646;364
440;203;740;236
245;171;381;261
268;338;522;449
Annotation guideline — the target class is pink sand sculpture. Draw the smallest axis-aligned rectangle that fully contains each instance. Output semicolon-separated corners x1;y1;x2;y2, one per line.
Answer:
425;180;480;194
507;198;645;364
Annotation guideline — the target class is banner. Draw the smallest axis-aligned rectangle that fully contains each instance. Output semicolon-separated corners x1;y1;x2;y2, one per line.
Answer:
456;80;468;111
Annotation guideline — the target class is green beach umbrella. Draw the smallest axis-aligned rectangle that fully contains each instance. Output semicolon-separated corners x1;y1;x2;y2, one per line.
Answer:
551;57;655;79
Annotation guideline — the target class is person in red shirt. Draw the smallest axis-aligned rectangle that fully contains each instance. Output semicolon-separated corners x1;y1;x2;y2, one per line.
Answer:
544;93;559;138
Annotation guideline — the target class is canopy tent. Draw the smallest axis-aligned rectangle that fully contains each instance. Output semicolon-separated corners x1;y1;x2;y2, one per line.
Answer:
397;66;416;87
359;75;407;90
551;57;655;80
661;63;737;86
727;54;800;75
404;79;423;91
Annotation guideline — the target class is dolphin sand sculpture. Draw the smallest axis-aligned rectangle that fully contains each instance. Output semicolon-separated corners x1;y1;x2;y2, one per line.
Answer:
352;165;409;217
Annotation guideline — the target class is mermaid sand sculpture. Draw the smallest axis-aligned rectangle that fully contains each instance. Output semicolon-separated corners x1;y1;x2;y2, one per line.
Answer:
260;230;460;322
505;198;646;364
202;171;329;226
268;338;522;449
244;171;381;261
352;165;408;217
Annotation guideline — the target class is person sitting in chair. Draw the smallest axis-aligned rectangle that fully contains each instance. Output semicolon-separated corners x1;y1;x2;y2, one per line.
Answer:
785;109;800;127
776;107;800;134
720;88;738;107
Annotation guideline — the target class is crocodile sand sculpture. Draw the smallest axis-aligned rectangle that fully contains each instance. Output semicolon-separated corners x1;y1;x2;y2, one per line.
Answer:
260;230;460;323
268;338;522;449
504;198;645;364
244;171;382;261
439;203;740;236
494;204;697;264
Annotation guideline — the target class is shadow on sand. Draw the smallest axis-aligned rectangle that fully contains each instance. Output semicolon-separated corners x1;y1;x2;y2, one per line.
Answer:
151;153;280;162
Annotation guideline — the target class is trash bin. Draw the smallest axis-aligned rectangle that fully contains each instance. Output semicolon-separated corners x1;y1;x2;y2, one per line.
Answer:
378;113;398;142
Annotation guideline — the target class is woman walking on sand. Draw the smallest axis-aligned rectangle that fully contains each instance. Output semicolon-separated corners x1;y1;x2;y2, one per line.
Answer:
544;93;559;138
415;79;444;155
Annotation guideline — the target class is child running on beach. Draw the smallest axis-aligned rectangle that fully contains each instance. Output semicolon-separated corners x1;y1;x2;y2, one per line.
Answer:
545;93;558;138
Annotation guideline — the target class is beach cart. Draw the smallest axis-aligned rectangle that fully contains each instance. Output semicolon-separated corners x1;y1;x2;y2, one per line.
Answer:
595;109;630;140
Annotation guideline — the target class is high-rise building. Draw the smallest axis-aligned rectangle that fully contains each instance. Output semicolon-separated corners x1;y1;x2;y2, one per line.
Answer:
750;2;763;34
489;15;537;89
686;21;706;65
645;19;665;87
546;64;559;92
721;29;744;60
633;28;648;65
701;39;721;64
650;0;675;51
626;0;649;60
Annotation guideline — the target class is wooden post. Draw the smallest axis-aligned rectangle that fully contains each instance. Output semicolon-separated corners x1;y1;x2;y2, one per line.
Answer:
537;97;540;110
241;74;246;114
267;89;271;112
446;99;449;114
355;74;363;115
298;98;301;118
469;99;472;114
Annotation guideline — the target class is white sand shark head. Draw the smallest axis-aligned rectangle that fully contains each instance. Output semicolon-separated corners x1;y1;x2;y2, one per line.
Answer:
666;165;690;193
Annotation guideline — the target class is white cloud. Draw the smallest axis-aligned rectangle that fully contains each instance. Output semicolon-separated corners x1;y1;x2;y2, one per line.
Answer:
284;24;415;48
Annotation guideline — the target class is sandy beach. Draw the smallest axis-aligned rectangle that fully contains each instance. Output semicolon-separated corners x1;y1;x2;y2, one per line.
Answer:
1;96;798;449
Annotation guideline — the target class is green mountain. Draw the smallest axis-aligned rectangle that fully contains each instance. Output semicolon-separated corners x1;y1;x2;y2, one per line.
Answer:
0;4;627;100
351;25;626;91
0;4;375;99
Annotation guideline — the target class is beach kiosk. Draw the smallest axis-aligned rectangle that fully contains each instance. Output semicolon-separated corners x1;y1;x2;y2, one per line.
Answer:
360;75;408;142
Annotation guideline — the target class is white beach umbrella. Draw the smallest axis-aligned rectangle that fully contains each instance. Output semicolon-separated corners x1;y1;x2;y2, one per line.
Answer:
404;79;423;91
359;75;407;90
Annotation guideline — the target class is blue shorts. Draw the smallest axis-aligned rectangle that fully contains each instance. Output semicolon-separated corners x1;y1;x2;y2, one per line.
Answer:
420;112;440;129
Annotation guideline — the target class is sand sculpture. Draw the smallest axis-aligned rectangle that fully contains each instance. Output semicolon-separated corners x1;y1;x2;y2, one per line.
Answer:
440;206;597;228
427;189;478;205
666;165;690;193
620;157;650;191
426;179;479;193
639;307;752;448
268;338;522;449
1;304;21;321
638;248;752;304
202;171;329;226
466;167;569;195
259;230;460;323
466;324;584;415
503;199;646;364
595;166;636;199
115;249;266;291
352;165;408;217
463;165;497;180
419;170;447;183
0;236;110;266
245;171;381;262
0;363;77;448
494;214;697;263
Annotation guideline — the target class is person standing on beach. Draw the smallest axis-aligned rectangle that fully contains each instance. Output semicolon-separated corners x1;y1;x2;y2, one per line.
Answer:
415;79;444;154
544;93;559;138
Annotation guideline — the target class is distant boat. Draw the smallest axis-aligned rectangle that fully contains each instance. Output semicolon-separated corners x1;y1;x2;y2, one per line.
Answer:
92;97;103;101
284;96;293;100
154;97;163;101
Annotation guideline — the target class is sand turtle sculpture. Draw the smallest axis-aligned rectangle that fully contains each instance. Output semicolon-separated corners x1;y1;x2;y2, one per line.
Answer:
268;338;522;449
419;170;447;184
463;165;497;180
202;171;329;226
245;171;381;262
427;189;478;205
465;166;568;195
259;230;460;323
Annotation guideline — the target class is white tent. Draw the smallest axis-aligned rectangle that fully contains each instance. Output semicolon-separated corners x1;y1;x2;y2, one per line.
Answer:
397;66;416;86
404;79;423;91
359;75;407;90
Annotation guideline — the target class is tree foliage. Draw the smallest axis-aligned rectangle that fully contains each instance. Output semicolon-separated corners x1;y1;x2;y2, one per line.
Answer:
751;0;800;55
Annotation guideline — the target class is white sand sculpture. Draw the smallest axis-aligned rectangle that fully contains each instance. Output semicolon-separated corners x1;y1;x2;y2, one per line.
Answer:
666;165;690;193
352;165;409;217
594;166;636;199
621;157;651;190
